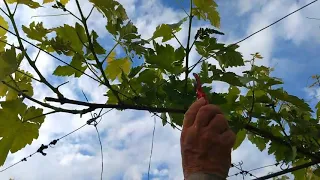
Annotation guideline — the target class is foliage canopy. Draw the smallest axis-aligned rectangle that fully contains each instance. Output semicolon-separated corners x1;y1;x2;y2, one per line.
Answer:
0;0;320;179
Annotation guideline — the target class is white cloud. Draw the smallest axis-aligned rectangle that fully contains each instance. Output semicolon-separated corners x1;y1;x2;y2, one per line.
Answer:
2;0;319;180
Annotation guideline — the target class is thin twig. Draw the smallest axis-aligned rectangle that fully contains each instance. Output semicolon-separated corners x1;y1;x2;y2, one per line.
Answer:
4;1;64;98
74;0;123;103
184;0;193;94
0;24;102;84
16;70;41;82
86;6;95;20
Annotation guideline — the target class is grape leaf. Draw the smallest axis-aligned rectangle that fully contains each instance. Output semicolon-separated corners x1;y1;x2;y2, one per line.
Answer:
192;0;220;28
105;56;131;81
0;100;44;166
53;53;87;78
0;14;10;51
233;129;246;150
54;24;86;54
268;89;312;112
0;15;8;38
60;0;69;5
43;0;54;3
145;43;185;74
22;22;52;42
89;0;128;21
216;45;244;68
6;0;41;8
0;47;20;81
151;17;187;42
248;134;267;151
161;113;167;126
313;168;320;177
128;66;143;78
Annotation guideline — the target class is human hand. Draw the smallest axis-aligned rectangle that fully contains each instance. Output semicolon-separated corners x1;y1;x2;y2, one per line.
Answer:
180;97;236;179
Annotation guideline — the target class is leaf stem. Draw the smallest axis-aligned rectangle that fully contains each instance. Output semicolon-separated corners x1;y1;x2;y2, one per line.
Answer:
86;6;95;20
184;0;193;94
74;0;123;104
172;32;184;48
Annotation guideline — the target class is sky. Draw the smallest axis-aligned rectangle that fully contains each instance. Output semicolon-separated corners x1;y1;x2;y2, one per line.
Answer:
1;0;320;179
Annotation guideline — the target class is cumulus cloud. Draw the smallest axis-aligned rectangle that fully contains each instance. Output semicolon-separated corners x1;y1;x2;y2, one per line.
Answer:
1;0;319;180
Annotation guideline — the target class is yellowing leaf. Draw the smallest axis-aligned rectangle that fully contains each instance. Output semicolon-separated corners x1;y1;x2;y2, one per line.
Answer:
105;57;131;81
0;16;8;52
43;0;54;3
0;15;8;37
192;0;220;28
60;0;69;5
107;51;116;63
6;0;41;8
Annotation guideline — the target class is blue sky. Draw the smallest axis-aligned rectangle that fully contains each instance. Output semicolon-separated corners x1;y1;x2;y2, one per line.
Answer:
1;0;320;179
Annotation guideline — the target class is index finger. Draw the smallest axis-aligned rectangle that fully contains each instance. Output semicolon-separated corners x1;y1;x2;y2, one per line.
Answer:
183;97;207;129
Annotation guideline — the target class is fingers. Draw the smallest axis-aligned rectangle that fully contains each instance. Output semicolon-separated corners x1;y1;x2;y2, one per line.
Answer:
207;114;229;134
183;98;207;128
219;129;236;148
194;104;223;127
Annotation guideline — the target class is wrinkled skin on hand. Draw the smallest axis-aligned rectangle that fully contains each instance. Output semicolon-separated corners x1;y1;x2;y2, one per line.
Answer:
180;98;236;179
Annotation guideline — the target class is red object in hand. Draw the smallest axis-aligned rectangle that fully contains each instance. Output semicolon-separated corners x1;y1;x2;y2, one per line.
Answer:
193;73;208;102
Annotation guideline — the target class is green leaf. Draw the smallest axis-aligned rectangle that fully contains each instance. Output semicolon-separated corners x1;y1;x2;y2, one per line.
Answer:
89;0;128;21
22;22;51;42
151;17;187;42
248;134;267;151
23;107;45;124
146;43;185;74
53;54;87;78
0;81;8;97
292;159;309;180
55;24;85;54
216;45;244;68
192;0;220;27
199;62;210;83
220;72;243;86
6;0;41;8
105;55;131;81
226;86;240;103
313;168;320;177
268;89;312;112
0;47;19;81
316;102;320;119
0;101;44;166
128;66;143;78
169;113;184;127
75;23;88;45
233;129;246;150
92;31;106;55
161;113;167;126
